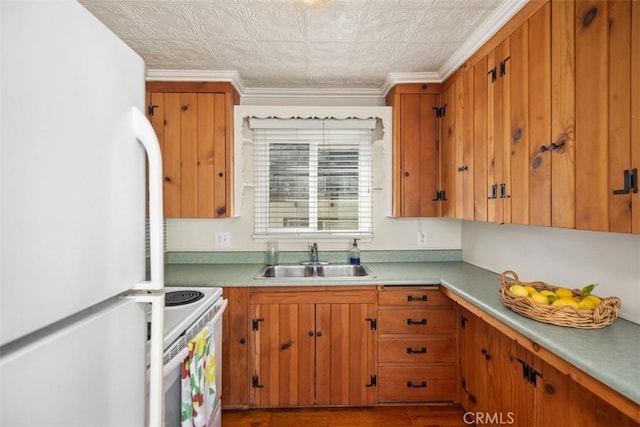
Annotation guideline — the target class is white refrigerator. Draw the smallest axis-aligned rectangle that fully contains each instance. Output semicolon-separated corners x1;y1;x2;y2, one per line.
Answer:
1;1;165;426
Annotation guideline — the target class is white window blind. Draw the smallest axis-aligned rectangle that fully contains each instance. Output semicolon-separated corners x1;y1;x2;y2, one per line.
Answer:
250;117;375;237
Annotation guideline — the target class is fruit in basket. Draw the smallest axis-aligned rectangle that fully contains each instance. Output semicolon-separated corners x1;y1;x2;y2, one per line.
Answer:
578;298;598;310
529;292;550;305
509;284;530;297
583;295;602;305
524;285;537;295
552;297;580;308
555;287;574;298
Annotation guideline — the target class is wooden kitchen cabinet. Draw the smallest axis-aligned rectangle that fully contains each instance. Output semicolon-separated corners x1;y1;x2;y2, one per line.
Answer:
146;82;238;218
221;287;250;409
458;307;517;420
377;286;457;403
438;73;469;219
249;287;376;408
386;84;441;217
574;0;640;234
449;292;640;426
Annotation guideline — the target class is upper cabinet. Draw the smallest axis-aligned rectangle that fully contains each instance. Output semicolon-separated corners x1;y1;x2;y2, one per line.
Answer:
433;0;639;235
464;2;551;226
574;0;640;233
146;82;239;218
386;84;441;217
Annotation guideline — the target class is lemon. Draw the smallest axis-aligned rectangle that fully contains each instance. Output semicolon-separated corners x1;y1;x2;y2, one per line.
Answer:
509;284;529;297
555;288;574;298
583;295;602;305
524;285;537;296
552;297;580;309
540;290;556;297
529;292;549;305
578;298;598;310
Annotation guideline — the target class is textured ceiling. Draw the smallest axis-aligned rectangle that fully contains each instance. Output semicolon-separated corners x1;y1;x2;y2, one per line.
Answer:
80;0;525;93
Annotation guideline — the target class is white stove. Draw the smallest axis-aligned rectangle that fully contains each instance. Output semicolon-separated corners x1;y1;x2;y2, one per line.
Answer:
147;286;227;427
162;287;223;351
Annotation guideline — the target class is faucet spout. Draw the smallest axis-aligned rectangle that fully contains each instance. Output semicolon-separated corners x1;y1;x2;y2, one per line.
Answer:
309;242;319;264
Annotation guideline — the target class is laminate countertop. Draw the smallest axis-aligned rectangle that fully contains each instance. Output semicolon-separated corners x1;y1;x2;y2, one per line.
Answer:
165;261;640;406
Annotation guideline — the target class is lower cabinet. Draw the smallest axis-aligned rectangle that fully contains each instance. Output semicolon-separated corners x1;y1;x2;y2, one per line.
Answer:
457;303;639;427
377;286;457;403
248;287;377;408
222;284;638;423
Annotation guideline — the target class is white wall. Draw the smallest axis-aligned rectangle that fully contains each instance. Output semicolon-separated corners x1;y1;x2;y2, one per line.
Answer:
462;221;640;324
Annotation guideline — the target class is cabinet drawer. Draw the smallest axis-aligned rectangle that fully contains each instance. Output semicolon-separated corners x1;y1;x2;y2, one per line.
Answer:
377;308;456;334
378;288;451;307
378;366;457;402
378;337;456;364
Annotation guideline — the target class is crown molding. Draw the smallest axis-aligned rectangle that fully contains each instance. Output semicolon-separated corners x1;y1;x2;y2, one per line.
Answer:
437;0;528;80
241;86;383;99
380;72;441;96
145;69;246;94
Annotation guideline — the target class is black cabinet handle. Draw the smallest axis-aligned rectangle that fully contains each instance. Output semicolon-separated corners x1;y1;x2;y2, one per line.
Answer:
407;381;427;388
316;331;323;337
613;169;632;195
500;183;510;199
488;184;497;199
407;318;427;326
632;168;638;193
481;348;492;360
488;67;497;83
240;337;246;344
365;375;377;387
499;56;511;76
406;347;427;354
403;171;410;177
407;295;427;302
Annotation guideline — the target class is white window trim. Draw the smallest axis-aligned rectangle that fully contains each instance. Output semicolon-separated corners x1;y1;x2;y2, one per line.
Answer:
233;106;393;242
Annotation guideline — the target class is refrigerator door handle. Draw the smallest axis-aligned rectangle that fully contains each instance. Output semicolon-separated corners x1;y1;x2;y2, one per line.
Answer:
127;291;165;427
131;106;164;291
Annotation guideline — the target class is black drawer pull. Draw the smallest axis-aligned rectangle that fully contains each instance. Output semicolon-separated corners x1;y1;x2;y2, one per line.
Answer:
407;381;427;388
407;318;427;326
406;347;427;354
407;295;427;302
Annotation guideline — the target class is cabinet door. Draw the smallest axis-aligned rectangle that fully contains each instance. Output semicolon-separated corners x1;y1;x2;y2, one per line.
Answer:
575;1;611;231
459;308;483;410
439;79;459;218
146;82;235;218
221;288;250;409
250;303;315;407
549;0;576;229
388;84;440;217
318;303;376;406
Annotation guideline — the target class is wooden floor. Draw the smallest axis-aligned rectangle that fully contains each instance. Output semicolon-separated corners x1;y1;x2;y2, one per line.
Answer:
222;405;468;427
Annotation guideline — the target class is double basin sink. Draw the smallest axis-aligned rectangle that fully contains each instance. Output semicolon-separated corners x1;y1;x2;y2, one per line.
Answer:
255;262;375;279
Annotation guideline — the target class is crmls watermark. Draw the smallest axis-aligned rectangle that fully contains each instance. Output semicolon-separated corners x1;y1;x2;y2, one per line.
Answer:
463;412;515;425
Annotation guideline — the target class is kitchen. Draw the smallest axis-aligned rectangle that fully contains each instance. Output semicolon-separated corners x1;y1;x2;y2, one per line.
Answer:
2;0;639;426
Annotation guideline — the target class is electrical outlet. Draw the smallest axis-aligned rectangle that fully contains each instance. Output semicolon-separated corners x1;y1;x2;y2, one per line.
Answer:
215;231;231;248
417;231;428;247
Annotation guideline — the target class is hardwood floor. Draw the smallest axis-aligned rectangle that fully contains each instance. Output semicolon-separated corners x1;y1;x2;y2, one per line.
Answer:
222;405;468;427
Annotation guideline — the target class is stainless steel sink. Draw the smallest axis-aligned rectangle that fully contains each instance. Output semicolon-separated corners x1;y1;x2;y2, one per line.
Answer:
255;263;375;279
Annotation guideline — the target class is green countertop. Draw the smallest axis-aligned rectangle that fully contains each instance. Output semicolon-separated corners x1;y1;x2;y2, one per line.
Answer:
165;260;640;406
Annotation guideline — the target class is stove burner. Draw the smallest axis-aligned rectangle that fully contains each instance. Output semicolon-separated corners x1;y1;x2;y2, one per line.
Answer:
165;290;205;307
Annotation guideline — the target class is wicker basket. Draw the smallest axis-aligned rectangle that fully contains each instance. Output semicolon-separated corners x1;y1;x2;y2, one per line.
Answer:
499;270;621;329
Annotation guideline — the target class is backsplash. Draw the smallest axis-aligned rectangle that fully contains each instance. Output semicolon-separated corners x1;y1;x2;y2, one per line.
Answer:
165;249;462;265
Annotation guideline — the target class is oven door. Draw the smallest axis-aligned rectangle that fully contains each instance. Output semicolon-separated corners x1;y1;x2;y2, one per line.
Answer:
161;298;227;427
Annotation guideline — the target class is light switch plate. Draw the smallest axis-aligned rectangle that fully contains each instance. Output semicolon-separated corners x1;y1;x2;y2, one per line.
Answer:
215;231;231;248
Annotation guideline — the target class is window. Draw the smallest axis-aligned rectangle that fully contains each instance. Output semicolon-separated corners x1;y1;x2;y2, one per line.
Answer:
251;118;375;237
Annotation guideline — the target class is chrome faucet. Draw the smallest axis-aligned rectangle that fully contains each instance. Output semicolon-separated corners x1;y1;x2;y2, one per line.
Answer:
309;242;319;264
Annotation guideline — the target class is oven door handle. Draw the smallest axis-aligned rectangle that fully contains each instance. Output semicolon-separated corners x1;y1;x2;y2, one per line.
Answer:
162;298;228;378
